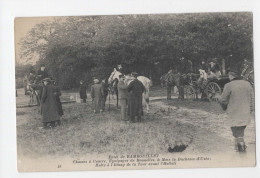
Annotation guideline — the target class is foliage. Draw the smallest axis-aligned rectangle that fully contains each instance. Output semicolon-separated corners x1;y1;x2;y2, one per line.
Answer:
19;13;253;89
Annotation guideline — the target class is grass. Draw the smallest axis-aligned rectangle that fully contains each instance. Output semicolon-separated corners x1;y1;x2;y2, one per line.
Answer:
17;86;242;158
17;100;196;158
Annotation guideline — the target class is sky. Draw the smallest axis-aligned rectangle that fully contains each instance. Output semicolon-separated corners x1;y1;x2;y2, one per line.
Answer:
15;17;54;64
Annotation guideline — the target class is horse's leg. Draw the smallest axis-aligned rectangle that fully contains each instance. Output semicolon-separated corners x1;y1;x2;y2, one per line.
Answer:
145;90;149;113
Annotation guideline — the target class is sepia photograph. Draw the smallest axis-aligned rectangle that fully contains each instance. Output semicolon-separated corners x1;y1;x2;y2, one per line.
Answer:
14;12;255;172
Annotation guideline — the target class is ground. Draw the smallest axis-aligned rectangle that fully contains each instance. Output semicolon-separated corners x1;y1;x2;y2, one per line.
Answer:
16;86;255;159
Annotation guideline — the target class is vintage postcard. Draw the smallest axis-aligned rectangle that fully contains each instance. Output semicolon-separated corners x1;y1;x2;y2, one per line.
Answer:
15;12;255;172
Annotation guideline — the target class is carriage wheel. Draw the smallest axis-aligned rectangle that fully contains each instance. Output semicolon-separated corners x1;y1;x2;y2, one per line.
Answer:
206;82;221;102
184;85;196;100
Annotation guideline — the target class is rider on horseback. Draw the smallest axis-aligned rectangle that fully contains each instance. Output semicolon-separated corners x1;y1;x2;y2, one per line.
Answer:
37;64;49;83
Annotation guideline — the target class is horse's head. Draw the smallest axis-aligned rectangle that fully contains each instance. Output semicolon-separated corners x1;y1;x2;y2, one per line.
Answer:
199;69;207;81
108;68;122;85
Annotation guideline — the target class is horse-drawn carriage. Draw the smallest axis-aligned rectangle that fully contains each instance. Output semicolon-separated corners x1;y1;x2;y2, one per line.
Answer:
184;61;254;101
184;74;230;101
163;58;254;102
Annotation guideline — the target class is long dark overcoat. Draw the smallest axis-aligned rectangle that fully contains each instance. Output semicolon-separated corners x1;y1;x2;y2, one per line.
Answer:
127;79;145;118
41;84;60;123
91;83;104;112
54;85;63;116
79;84;87;99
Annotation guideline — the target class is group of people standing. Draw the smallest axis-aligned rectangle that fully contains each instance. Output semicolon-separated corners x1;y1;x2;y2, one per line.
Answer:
118;72;145;122
87;71;145;123
26;62;254;153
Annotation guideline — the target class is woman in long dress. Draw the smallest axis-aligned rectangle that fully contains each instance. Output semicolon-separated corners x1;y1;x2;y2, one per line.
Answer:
41;78;61;128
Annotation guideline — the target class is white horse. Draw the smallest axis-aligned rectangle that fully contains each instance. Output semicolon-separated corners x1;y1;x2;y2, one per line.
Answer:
108;68;122;84
108;69;152;113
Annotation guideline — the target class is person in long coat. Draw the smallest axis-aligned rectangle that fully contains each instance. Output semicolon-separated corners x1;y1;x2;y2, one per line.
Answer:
118;75;129;121
101;79;109;110
41;78;61;128
52;79;63;118
91;79;104;113
218;70;254;152
127;72;145;122
79;80;87;103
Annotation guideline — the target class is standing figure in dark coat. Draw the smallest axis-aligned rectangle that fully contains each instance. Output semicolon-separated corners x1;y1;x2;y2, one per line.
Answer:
127;72;145;122
118;75;129;121
91;79;104;113
52;79;63;118
101;79;109;110
41;78;60;128
79;80;87;103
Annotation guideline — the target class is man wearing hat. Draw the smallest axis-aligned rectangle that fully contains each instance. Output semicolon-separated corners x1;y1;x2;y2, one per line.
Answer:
127;72;145;122
90;78;104;113
37;64;49;82
208;58;221;78
217;68;254;152
79;80;87;103
101;79;109;111
51;78;63;117
41;78;61;128
118;74;129;121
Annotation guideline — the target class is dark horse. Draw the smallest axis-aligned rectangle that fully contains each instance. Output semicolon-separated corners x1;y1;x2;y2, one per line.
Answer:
30;77;44;106
161;72;194;100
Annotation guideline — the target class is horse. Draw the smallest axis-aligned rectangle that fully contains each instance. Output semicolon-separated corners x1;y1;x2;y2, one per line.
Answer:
26;83;36;105
124;75;152;113
108;68;121;107
108;69;152;113
30;77;43;106
161;71;198;100
160;73;167;88
163;72;182;100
